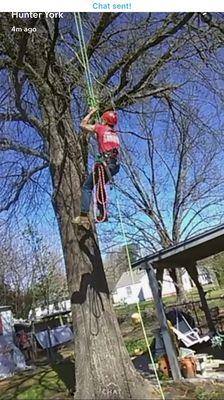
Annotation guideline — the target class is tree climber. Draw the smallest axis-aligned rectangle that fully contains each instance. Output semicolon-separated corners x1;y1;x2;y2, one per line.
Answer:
73;108;120;226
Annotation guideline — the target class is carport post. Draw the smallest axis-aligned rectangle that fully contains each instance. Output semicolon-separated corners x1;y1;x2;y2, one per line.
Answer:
145;262;182;381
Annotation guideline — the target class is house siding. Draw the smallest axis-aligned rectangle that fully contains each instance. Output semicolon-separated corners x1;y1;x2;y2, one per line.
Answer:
112;269;213;305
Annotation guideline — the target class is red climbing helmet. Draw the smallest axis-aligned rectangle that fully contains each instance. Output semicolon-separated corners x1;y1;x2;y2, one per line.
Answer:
101;111;118;126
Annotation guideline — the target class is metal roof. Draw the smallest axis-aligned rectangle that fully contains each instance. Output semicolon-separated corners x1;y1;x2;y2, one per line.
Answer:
132;223;224;269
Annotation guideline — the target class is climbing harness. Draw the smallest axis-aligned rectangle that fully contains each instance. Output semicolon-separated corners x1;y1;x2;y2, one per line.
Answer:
74;14;165;398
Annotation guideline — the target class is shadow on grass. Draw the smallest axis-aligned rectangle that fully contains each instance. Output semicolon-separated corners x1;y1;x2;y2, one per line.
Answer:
0;351;75;400
50;353;76;396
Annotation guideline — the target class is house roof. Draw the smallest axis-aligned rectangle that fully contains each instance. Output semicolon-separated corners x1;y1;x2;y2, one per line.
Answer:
132;223;224;270
115;269;146;289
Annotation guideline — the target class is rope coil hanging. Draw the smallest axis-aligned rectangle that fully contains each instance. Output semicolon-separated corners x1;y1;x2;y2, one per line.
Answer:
93;162;108;222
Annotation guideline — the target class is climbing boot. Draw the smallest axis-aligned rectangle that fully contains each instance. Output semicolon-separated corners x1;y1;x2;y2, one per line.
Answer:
72;214;90;228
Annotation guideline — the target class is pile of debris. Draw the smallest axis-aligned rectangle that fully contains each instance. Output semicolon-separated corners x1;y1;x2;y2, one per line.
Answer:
196;353;224;380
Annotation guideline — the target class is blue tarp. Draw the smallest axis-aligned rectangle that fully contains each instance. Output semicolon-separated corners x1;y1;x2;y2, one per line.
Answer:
34;325;74;349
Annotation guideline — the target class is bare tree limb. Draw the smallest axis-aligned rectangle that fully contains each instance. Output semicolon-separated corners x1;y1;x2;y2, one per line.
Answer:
101;13;194;88
87;13;121;58
0;138;49;161
0;163;48;213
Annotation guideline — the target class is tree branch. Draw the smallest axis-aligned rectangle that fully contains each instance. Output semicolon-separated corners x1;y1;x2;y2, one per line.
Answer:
0;163;48;213
0;113;23;122
87;13;121;58
0;138;49;161
101;13;194;87
115;84;178;109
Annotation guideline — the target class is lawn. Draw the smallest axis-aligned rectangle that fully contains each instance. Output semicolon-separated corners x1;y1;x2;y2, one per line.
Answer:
0;352;75;400
0;368;68;400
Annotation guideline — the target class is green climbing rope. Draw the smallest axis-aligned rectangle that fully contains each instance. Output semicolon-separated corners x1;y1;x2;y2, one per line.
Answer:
74;13;166;399
74;13;99;112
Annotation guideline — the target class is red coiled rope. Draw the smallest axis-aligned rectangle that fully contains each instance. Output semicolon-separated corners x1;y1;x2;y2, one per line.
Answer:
93;163;108;223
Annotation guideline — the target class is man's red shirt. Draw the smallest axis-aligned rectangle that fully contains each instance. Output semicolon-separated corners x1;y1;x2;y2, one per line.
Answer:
94;123;120;154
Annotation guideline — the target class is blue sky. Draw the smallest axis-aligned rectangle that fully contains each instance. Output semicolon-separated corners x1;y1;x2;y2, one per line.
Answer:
1;12;224;262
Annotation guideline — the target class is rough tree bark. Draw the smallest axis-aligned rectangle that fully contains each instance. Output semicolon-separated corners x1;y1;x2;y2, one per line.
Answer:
170;269;188;304
187;264;215;333
44;102;157;398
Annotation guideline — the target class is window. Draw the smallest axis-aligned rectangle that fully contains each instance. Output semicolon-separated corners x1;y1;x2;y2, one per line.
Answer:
126;286;132;296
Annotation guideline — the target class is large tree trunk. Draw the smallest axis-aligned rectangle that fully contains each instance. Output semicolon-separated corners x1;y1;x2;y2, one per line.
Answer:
169;268;188;304
187;264;216;333
175;268;188;303
48;113;157;399
159;235;187;303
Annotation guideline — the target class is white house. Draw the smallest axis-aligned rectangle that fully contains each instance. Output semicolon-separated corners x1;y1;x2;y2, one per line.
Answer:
112;268;213;305
28;269;214;315
28;299;71;320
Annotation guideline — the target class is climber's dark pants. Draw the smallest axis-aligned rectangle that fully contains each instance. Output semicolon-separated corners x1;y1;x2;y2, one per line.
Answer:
81;158;120;215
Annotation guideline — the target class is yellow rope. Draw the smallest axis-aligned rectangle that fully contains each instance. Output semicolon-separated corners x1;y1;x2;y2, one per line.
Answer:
116;196;166;400
74;12;166;399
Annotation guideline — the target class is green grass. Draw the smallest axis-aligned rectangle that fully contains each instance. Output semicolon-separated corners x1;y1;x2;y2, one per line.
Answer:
0;369;67;400
1;342;224;400
125;338;151;356
0;369;69;400
0;356;75;400
195;386;224;400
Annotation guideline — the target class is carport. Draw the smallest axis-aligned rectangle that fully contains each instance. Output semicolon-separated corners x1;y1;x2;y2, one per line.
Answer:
132;224;224;380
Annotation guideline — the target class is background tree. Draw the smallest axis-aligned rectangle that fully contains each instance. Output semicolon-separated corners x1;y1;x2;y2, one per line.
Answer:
209;252;224;288
22;225;68;317
0;237;32;317
100;98;224;302
0;225;68;318
103;243;140;291
0;12;224;398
